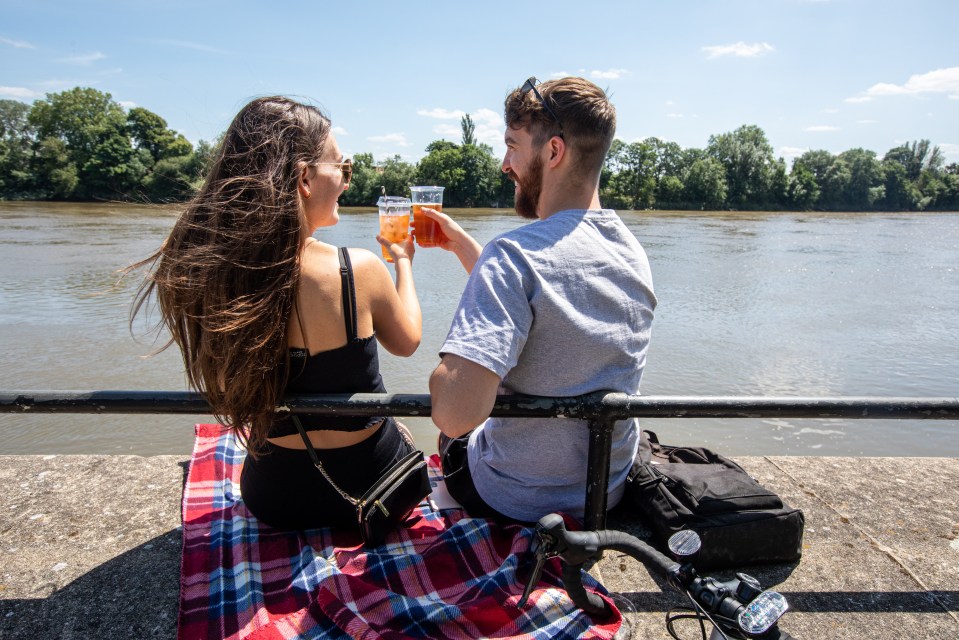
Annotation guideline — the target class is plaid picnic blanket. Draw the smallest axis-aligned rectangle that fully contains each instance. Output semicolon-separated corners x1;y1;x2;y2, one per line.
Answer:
179;423;622;640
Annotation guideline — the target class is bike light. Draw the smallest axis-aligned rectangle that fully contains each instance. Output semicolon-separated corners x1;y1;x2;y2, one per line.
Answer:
667;529;701;560
737;590;788;635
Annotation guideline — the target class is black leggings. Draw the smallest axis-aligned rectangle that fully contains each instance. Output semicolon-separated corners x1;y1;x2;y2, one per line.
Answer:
240;418;412;531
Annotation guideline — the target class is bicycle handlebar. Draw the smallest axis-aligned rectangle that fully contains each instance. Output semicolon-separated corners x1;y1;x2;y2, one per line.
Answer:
520;514;796;640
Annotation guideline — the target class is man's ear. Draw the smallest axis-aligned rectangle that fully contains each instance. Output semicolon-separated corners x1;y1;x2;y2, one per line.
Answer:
546;135;566;169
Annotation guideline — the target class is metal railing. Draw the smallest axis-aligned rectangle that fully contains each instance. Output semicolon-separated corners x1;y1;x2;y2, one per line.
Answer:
3;390;958;530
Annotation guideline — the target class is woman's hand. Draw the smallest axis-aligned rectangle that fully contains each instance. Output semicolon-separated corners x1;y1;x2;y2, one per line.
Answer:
376;234;416;264
420;207;483;274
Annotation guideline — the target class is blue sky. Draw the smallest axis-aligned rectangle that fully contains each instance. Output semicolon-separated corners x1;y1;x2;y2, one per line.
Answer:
3;0;958;166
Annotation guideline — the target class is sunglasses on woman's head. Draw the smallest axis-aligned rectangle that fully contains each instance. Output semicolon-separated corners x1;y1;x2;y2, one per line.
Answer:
521;77;564;138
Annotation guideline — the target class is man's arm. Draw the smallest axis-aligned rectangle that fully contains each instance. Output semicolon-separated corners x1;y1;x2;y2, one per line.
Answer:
429;353;501;438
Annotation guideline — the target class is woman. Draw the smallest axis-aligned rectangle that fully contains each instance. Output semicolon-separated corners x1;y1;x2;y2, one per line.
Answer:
132;96;422;530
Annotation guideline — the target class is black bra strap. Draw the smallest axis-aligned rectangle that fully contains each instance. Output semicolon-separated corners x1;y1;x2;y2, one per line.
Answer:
338;247;358;340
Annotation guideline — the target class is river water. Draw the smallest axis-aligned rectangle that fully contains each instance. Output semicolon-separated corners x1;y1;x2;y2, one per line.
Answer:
1;202;957;456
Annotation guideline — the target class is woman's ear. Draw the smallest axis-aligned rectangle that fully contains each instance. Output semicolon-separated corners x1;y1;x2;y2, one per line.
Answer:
298;166;312;200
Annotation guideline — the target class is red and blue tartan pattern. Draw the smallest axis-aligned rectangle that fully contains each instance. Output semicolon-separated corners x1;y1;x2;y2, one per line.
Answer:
179;423;622;639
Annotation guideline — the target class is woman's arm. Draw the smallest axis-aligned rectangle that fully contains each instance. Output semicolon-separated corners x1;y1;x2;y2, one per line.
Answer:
364;237;422;357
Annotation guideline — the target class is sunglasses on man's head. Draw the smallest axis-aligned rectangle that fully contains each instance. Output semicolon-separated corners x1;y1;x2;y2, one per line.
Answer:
521;77;564;138
315;158;353;183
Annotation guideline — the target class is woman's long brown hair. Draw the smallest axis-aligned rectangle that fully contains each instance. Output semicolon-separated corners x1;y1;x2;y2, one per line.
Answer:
130;96;331;455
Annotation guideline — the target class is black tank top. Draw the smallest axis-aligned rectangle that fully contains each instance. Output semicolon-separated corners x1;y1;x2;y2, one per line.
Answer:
269;247;386;436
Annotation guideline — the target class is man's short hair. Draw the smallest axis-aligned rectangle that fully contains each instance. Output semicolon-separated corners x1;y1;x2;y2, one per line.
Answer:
504;76;617;180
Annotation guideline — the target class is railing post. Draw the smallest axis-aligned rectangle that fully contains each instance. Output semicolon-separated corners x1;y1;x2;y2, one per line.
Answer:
583;416;615;531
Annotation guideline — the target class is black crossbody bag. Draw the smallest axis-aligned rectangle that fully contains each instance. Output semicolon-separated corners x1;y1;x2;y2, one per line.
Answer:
292;415;431;547
625;430;804;569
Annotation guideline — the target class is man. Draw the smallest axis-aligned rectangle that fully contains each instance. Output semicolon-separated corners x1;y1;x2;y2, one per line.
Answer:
424;76;656;523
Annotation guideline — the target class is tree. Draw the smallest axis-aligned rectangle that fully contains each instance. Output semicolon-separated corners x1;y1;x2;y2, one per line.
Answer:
339;152;379;206
457;142;500;207
415;142;466;206
604;139;657;209
28;87;139;199
460;114;476;147
33;137;78;198
655;175;684;209
0;99;35;197
793;150;833;193
127;107;192;162
879;160;918;211
883;140;944;181
786;163;820;210
768;158;789;208
378;155;417;199
683;157;728;209
837;148;883;209
819;157;851;210
707;125;775;208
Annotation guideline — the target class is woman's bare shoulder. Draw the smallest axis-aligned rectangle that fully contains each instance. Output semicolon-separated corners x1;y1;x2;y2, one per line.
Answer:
344;247;390;280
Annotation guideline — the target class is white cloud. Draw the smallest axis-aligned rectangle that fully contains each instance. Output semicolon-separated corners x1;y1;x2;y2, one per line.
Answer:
470;107;504;148
38;78;82;90
844;96;873;104
118;100;137;110
806;125;840;132
332;126;348;136
590;68;628;80
666;113;684;119
551;69;588;79
778;146;808;162
367;133;409;147
938;143;959;162
865;66;959;97
703;42;774;59
0;86;42;99
56;51;106;65
0;37;35;49
429;107;504;149
417;107;466;120
433;124;460;138
856;119;878;125
142;38;227;54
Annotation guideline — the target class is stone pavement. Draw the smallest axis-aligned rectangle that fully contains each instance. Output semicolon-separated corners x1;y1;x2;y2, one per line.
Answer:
1;455;957;639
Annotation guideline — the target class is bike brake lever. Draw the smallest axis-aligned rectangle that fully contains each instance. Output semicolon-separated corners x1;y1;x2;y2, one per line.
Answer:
518;532;553;608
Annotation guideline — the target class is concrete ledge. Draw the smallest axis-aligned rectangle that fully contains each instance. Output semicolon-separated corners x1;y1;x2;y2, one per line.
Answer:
1;455;957;639
0;456;185;639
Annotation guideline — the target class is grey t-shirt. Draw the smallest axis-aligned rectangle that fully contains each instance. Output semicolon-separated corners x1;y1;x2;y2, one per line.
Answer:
440;208;656;521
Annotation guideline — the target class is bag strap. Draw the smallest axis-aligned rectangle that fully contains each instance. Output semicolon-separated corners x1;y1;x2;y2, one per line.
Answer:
290;414;417;508
292;414;359;507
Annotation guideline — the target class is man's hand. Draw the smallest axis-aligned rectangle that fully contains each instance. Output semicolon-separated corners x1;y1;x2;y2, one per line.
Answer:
421;207;483;274
429;354;500;438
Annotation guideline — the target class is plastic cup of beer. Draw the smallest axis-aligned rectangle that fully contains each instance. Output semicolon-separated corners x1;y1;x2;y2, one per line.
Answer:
410;186;445;248
377;196;411;262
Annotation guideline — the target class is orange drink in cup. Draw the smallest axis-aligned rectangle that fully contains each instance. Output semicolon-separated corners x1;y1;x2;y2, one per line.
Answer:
410;186;446;247
377;196;411;262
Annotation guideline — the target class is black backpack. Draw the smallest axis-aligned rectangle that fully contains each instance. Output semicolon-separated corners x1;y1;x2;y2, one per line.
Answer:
625;431;804;570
